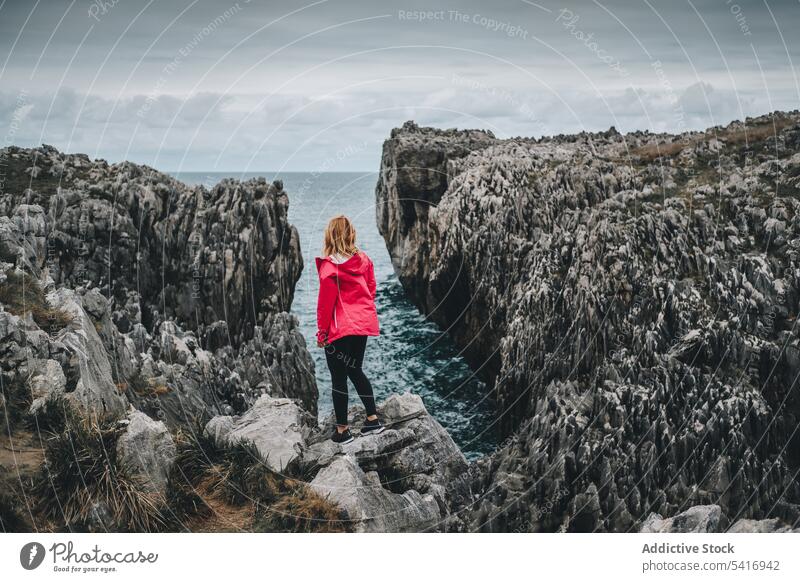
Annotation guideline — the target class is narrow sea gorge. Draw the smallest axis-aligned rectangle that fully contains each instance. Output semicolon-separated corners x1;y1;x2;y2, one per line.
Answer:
174;171;497;460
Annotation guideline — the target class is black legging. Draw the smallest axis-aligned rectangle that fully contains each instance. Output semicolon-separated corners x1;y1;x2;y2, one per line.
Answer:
324;335;377;426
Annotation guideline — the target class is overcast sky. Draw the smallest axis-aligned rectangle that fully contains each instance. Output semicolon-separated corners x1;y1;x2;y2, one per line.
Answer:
1;0;798;171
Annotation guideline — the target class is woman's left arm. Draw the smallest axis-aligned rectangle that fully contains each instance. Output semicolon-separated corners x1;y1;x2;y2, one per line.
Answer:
317;274;337;346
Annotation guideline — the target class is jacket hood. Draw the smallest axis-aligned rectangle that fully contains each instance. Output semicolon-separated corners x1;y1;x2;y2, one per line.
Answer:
316;252;371;277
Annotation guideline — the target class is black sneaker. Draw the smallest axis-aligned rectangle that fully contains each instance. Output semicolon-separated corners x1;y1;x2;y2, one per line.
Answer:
331;428;355;444
361;417;385;435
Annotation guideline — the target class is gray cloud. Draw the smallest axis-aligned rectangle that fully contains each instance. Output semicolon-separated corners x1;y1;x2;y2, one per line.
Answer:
1;0;798;170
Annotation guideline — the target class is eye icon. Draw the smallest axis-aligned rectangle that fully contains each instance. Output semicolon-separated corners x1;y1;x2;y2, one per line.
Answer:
20;542;46;570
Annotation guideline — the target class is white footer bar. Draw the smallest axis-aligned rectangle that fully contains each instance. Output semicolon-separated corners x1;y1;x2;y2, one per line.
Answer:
1;533;797;581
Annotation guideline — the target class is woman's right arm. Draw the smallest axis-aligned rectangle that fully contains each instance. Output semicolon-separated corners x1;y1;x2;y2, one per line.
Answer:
365;257;377;299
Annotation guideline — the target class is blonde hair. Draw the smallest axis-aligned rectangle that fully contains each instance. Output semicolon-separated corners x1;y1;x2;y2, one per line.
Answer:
322;215;359;257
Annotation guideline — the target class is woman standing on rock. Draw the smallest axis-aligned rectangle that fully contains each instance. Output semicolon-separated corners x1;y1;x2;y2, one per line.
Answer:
316;215;383;444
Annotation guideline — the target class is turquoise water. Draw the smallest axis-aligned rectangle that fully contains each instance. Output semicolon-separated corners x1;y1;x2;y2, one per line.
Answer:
173;171;496;459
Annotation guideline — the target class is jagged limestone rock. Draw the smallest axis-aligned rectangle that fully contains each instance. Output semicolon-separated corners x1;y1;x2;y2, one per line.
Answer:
309;455;440;533
302;392;471;531
0;205;47;277
0;145;302;347
0;146;315;426
28;359;66;413
0;146;327;532
204;395;311;472
211;313;318;415
377;113;800;531
49;288;128;420
115;409;176;494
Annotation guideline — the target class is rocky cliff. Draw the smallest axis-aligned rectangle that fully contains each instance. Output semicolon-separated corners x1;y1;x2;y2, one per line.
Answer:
5;118;800;533
0;146;314;420
0;145;301;347
377;114;800;531
0;146;468;533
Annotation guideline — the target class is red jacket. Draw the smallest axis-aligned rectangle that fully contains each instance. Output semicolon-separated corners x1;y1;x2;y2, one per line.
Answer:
316;252;380;344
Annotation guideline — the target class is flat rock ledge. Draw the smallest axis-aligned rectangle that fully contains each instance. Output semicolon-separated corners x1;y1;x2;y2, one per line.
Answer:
305;392;470;532
204;395;313;472
203;391;470;532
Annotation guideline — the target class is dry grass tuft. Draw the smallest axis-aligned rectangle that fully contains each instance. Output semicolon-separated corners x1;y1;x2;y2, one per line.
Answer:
32;417;169;532
632;116;797;162
0;374;30;435
633;140;686;161
722;117;796;146
167;428;351;532
254;486;352;533
5;406;351;533
0;270;72;332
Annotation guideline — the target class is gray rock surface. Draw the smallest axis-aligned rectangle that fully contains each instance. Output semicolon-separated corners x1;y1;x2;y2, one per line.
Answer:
309;455;441;533
210;313;318;415
0;145;302;347
199;392;469;532
28;358;66;412
640;505;800;533
116;409;176;494
640;505;725;533
376;121;496;316
0;204;47;277
205;395;311;472
49;287;128;420
728;518;798;533
0;146;315;423
302;392;471;531
377;113;800;531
